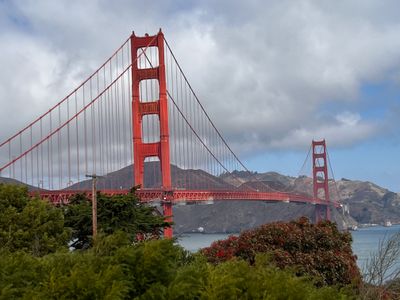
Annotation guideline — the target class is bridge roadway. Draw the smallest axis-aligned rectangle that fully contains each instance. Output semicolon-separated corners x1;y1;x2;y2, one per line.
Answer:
32;189;340;208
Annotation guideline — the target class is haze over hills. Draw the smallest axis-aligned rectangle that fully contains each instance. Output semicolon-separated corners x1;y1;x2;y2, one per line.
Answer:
1;162;399;232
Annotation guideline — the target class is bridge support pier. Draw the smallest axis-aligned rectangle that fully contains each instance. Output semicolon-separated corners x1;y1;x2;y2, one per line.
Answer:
163;202;173;238
315;204;330;223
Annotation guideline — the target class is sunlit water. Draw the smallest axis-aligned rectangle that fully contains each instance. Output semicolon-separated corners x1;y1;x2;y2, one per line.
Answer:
176;225;400;272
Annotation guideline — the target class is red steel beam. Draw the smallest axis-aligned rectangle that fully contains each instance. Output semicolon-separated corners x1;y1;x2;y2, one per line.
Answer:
32;189;340;208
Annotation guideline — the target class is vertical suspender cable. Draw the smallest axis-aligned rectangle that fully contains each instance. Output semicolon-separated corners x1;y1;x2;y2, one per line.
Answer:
90;77;96;175
36;145;39;188
104;66;109;181
83;85;88;178
58;106;62;188
96;72;101;174
7;142;10;178
180;71;187;188
128;49;133;170
50;111;53;189
40;118;44;188
186;76;190;188
19;134;22;182
25;145;27;184
115;53;120;173
121;46;127;168
109;59;114;179
47;126;49;188
75;92;80;188
30;126;33;186
97;71;103;188
67;97;71;186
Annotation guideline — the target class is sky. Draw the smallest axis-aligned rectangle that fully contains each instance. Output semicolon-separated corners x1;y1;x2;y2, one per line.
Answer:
0;0;399;191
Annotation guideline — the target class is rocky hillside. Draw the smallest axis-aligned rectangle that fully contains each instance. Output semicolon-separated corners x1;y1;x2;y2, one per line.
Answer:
220;170;400;225
335;179;400;224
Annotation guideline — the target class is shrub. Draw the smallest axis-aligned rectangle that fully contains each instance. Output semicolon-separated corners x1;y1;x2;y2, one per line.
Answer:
201;217;361;287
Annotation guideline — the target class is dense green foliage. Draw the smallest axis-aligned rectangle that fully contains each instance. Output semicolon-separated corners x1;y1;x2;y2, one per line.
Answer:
0;233;354;299
64;189;169;249
0;184;70;256
136;254;354;300
0;184;358;299
201;217;361;287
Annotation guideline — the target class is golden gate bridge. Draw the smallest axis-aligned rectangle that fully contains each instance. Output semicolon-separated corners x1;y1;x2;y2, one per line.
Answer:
0;30;340;237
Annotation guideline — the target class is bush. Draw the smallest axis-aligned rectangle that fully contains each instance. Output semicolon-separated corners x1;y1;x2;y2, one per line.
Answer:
201;217;361;287
139;254;354;300
0;234;190;299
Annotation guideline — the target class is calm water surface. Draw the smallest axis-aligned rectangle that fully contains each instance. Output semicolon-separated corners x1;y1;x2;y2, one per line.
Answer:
352;225;400;270
176;225;400;271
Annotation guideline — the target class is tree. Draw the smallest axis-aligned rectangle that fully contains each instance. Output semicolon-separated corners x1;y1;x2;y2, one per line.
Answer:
0;184;70;256
0;234;129;299
63;188;170;249
0;233;190;300
0;202;356;299
0;185;358;299
1;235;352;300
138;254;354;300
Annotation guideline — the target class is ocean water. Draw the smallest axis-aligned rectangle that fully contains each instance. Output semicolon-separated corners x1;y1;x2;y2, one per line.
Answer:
176;225;400;272
351;225;400;271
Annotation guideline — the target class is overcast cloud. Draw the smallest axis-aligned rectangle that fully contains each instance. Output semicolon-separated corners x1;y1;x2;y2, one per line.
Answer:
0;0;399;189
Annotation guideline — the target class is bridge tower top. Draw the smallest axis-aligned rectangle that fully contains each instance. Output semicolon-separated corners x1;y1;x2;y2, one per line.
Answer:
130;30;171;190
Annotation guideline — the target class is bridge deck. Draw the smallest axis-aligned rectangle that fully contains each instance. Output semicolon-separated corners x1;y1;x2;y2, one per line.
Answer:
32;189;340;207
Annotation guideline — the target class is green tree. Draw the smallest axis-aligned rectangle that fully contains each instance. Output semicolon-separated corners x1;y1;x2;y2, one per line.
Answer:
0;229;355;299
0;233;189;300
0;184;70;256
138;254;354;300
0;185;358;299
64;189;170;249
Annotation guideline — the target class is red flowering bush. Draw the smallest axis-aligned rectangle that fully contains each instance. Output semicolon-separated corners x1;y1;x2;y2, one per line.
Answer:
201;217;361;287
201;235;239;264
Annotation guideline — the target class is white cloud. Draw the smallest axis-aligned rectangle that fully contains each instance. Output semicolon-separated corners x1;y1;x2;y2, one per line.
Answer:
0;0;399;158
336;112;361;126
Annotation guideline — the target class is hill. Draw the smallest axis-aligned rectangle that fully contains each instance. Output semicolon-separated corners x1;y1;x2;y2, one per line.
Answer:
2;163;398;231
219;171;400;226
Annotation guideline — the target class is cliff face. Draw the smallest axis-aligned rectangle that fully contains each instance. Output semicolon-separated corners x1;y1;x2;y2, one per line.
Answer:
335;179;400;224
1;164;397;230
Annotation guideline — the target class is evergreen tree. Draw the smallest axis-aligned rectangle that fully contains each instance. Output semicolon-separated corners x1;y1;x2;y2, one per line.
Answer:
64;188;170;249
0;184;70;256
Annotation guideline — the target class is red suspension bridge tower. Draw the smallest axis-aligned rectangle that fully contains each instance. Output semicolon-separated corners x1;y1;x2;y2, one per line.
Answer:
131;30;173;238
312;140;331;223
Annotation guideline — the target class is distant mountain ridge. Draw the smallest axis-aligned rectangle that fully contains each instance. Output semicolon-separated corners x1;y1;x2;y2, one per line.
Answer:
220;170;400;225
1;163;398;231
